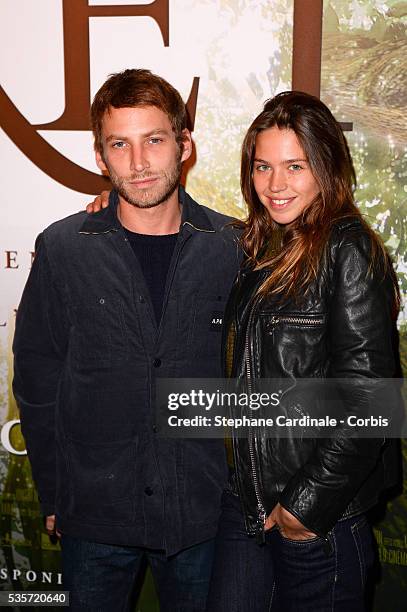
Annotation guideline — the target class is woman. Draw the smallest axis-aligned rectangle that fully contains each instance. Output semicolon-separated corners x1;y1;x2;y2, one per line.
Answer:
207;91;400;612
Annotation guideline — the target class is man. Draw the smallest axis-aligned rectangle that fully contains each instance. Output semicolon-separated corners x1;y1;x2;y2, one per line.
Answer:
13;69;240;611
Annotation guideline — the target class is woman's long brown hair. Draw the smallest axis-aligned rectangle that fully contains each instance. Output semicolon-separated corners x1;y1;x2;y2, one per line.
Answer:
238;91;398;307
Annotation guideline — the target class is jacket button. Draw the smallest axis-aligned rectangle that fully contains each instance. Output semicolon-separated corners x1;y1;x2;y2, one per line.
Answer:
144;487;154;496
153;358;161;368
152;425;158;433
139;295;145;303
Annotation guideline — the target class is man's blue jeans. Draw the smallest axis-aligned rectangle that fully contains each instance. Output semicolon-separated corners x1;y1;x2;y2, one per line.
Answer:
207;490;375;612
61;535;215;611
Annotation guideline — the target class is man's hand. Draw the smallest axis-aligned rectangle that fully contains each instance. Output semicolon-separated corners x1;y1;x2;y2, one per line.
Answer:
86;190;111;214
264;503;317;541
45;514;61;538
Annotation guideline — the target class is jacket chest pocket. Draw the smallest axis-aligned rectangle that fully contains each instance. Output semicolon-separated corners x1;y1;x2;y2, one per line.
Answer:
259;312;328;377
190;294;227;358
264;313;326;331
70;297;129;367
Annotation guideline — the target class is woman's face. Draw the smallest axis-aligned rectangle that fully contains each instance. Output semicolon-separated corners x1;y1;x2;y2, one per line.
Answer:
252;126;320;226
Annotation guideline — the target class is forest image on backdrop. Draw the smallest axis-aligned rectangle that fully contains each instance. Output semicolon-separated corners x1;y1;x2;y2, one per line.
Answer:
0;1;406;610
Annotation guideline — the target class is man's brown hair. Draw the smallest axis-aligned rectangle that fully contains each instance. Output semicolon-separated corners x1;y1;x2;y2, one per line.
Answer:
91;69;187;154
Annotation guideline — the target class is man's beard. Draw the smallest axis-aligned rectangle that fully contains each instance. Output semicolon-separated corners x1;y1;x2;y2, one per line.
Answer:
106;155;182;209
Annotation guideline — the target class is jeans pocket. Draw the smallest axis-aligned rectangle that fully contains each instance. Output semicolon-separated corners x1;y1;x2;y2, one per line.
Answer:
351;515;374;588
278;531;321;545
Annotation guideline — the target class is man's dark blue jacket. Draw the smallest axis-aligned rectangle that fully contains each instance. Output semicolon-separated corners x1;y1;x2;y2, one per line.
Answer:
13;188;241;555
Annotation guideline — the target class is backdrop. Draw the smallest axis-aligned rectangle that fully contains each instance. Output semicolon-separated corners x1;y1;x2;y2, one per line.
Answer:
0;1;406;610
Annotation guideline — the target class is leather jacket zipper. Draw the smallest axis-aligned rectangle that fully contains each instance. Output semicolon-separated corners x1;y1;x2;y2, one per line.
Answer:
244;298;267;544
268;314;324;330
243;311;324;543
263;311;332;552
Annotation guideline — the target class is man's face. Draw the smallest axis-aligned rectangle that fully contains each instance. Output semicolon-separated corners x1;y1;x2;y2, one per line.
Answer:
95;106;191;209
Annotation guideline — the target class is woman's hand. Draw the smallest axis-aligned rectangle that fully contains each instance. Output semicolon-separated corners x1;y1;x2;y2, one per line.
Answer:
86;190;111;214
265;503;317;541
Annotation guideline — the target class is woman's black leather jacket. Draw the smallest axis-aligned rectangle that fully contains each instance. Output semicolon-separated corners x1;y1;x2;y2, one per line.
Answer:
223;218;400;542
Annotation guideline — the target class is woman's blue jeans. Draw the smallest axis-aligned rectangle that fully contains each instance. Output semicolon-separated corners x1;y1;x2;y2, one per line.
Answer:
207;489;375;612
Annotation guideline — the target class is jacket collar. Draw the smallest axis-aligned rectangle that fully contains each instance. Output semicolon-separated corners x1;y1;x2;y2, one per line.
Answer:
79;190;121;234
79;186;215;235
179;186;215;233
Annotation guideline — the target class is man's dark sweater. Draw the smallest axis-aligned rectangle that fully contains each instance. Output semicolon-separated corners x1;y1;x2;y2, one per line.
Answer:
124;229;178;324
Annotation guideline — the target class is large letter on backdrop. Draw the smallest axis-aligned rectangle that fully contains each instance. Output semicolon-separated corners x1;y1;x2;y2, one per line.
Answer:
0;0;195;194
